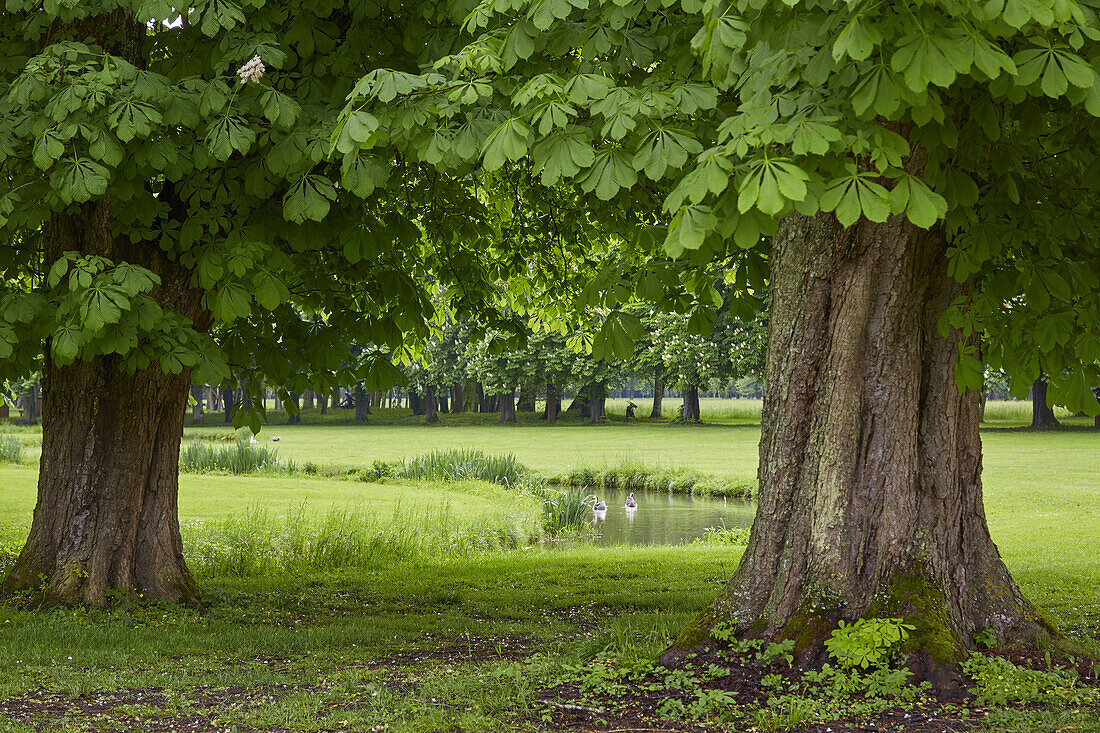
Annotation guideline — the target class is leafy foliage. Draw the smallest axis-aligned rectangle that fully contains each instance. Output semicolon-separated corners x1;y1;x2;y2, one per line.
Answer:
825;617;915;670
342;0;1100;414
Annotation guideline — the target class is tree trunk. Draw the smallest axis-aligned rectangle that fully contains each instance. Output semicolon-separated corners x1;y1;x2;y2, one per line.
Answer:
19;387;38;426
410;392;424;415
190;385;204;423
425;385;439;423
517;383;536;412
206;386;217;412
666;209;1049;680
650;375;664;419
545;380;561;425
1030;374;1060;428
499;389;517;424
2;174;205;607
587;382;606;424
303;390;314;410
286;392;301;424
566;382;598;416
452;383;464;413
682;385;700;422
354;382;370;421
221;387;235;423
438;390;449;413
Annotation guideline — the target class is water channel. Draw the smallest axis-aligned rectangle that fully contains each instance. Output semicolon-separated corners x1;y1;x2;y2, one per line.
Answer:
549;487;757;548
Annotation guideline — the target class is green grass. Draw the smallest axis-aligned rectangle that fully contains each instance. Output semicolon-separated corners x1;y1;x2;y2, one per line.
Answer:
0;411;1097;731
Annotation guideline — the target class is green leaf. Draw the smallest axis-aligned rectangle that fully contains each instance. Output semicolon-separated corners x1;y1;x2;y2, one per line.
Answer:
283;174;337;223
578;148;637;200
592;310;643;360
481;118;531;171
212;282;252;322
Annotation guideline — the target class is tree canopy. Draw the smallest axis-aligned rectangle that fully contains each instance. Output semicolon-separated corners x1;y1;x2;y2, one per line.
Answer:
342;0;1100;412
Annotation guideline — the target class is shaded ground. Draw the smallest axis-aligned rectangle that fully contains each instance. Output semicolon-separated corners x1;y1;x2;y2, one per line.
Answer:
2;641;1096;733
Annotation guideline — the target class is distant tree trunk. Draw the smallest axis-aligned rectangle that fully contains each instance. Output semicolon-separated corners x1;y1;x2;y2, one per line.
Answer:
410;392;425;415
354;382;370;422
286;392;301;424
319;391;328;415
273;390;281;412
438;390;449;413
682;385;700;422
190;385;204;423
19;386;38;426
651;375;664;419
587;382;606;424
425;385;439;423
371;390;383;410
566;383;597;416
222;386;235;423
207;386;217;412
303;390;314;410
1030;374;1060;428
451;383;464;413
499;389;517;424
517;383;536;412
666;207;1049;677
545;380;561;425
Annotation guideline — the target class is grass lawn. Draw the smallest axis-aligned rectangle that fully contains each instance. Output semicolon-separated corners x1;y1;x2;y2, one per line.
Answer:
0;409;1097;731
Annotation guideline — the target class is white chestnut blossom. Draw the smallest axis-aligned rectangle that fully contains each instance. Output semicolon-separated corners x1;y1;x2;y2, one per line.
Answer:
236;55;264;84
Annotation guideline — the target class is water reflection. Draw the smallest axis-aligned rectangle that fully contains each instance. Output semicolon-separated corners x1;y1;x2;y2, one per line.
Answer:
555;487;756;548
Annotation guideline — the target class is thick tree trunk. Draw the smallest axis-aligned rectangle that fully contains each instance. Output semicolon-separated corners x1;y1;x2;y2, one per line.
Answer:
425;385;439;423
451;383;464;413
499;389;517;424
2;190;204;608
682;385;700;422
303;390;314;410
566;382;597;416
207;386;217;412
650;375;664;419
1030;374;1060;428
438;390;449;413
410;392;424;415
666;210;1049;679
191;385;204;423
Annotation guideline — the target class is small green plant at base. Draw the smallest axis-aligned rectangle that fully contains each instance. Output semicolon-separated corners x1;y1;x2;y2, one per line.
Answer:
973;627;997;649
963;653;1100;708
824;617;915;669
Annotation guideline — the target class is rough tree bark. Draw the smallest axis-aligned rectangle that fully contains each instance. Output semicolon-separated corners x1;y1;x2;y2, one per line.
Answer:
650;375;664;419
1030;374;1060;428
665;207;1051;680
681;385;700;422
303;390;314;410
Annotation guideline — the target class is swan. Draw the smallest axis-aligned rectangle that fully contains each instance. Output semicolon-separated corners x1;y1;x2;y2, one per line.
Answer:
625;492;637;508
593;498;608;511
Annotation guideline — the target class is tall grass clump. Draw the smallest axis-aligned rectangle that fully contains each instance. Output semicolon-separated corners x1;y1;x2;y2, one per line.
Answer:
534;485;596;535
560;459;755;499
401;447;527;485
179;439;295;475
0;435;23;464
184;503;540;578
